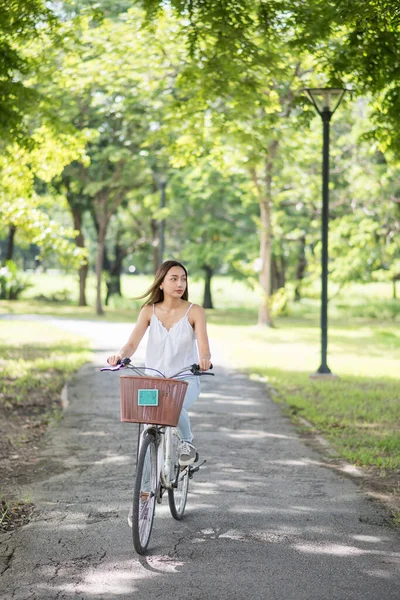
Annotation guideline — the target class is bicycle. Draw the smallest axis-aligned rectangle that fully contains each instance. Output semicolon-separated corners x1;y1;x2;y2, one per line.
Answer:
101;358;214;554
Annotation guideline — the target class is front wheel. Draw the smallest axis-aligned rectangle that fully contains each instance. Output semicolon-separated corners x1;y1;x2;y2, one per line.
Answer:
132;433;158;554
168;435;189;520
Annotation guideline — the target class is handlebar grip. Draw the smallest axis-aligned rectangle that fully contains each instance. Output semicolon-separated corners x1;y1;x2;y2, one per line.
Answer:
107;357;130;366
193;363;213;371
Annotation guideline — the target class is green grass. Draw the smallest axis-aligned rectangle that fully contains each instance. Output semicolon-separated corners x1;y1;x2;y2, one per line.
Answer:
0;321;91;408
261;370;399;470
208;319;400;378
209;322;400;470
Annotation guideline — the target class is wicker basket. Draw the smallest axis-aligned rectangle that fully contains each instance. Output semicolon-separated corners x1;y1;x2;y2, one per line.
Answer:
120;374;188;426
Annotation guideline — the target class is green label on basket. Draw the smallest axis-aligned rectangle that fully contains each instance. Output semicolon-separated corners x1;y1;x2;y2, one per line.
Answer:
138;389;159;406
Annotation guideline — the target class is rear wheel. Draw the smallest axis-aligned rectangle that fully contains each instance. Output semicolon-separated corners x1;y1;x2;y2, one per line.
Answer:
168;434;189;520
132;433;158;554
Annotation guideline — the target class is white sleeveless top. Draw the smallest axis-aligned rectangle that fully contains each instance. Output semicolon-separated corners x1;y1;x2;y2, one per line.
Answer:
145;303;199;378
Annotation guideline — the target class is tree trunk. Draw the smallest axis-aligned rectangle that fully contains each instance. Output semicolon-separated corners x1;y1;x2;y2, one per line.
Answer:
280;256;286;289
255;145;278;327
271;256;286;294
103;246;111;272
91;208;111;272
258;194;273;326
6;225;17;262
79;263;88;306
96;221;106;316
105;243;124;306
202;265;214;309
72;207;88;307
294;236;307;302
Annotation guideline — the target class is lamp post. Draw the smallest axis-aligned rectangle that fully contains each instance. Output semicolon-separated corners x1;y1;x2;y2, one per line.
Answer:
305;88;346;377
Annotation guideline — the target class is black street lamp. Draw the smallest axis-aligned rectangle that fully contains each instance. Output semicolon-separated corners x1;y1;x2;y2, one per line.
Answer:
305;88;346;378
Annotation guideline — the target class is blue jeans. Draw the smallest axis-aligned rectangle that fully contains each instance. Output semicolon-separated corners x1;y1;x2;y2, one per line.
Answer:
177;378;201;443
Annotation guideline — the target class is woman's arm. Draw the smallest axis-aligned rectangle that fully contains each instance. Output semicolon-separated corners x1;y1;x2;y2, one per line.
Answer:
192;305;212;371
107;306;151;365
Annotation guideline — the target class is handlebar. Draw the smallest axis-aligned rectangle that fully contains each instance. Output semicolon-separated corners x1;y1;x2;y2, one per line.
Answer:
101;358;214;377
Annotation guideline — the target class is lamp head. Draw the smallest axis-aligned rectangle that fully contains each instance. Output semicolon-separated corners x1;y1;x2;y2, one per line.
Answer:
305;88;346;118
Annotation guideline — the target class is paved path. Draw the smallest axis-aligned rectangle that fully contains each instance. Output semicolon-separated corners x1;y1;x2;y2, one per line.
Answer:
0;317;399;599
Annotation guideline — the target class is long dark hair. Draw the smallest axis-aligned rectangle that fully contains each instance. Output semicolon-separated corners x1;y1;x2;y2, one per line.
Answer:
139;260;189;307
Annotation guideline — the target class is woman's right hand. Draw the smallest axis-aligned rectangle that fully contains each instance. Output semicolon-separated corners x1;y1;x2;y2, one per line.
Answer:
107;354;122;366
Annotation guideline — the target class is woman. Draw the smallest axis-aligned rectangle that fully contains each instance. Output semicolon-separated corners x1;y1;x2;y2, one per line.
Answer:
107;260;212;466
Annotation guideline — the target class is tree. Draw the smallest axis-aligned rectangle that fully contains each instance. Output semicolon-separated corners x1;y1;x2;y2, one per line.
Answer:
45;8;188;314
104;197;154;304
167;159;258;308
0;126;88;269
167;47;315;324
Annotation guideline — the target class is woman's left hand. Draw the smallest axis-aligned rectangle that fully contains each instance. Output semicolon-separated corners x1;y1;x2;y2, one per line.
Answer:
199;358;212;371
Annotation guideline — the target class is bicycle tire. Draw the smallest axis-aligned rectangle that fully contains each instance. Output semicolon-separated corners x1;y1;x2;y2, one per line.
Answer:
168;435;189;520
132;433;158;554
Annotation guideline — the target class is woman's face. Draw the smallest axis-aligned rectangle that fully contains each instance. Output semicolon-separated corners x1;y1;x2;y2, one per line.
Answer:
162;266;187;298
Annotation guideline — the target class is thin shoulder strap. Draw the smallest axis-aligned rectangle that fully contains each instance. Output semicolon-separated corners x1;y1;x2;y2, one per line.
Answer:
185;303;193;316
152;303;155;313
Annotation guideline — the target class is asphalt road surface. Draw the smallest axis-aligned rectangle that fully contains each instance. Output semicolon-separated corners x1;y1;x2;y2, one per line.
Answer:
1;317;399;600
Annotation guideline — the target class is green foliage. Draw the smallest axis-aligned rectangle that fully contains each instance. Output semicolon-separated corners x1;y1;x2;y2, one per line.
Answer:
2;0;400;312
167;160;258;280
33;289;74;304
0;0;58;143
0;261;31;300
0;105;90;265
0;198;87;269
337;299;400;321
270;287;289;318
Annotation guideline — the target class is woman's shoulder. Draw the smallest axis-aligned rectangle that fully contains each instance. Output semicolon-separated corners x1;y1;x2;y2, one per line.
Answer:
139;304;154;321
141;303;153;312
188;303;206;317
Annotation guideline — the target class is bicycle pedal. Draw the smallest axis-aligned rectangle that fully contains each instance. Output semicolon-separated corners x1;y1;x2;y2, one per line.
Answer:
189;459;206;478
